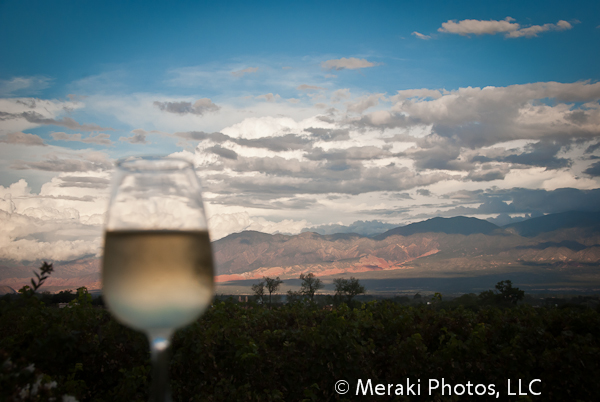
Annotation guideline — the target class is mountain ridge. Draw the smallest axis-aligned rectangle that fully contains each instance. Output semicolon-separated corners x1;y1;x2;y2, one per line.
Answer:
2;211;600;292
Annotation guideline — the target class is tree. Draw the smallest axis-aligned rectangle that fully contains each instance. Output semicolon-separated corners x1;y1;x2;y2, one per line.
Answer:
333;277;366;304
479;280;525;306
299;273;323;302
264;276;283;308
251;281;266;304
495;280;524;305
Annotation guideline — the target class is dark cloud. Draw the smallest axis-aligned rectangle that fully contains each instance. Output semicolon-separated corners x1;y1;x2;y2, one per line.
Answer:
208;145;238;160
583;161;600;177
205;162;454;196
120;129;148;144
0;111;112;131
565;110;589;125
153;98;220;115
175;131;229;143
501;141;571;169
390;192;413;200
466;169;507;182
237;134;311;152
416;189;432;196
305;146;394;162
351;111;420;130
58;176;110;189
11;156;112;172
271;198;318;209
585;141;600;154
441;188;600;216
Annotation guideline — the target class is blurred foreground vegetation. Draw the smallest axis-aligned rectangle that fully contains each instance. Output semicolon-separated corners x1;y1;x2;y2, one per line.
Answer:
1;269;600;401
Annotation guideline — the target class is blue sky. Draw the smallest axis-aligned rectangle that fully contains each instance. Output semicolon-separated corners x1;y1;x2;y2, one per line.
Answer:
0;0;599;262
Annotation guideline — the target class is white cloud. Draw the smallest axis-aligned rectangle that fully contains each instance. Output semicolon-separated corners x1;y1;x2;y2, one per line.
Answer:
412;31;432;40
506;20;573;38
321;57;376;70
207;212;308;240
438;17;575;38
438;17;519;36
0;173;110;261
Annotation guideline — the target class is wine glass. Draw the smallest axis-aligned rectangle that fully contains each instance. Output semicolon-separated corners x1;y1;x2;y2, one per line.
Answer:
102;156;214;402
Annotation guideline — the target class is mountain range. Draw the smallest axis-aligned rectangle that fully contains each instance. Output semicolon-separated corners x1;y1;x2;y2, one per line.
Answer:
2;210;600;294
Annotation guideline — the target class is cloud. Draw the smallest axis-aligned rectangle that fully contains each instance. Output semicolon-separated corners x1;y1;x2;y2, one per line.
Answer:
207;212;308;240
440;188;600;216
394;88;443;100
331;88;351;103
153;98;220;115
297;84;326;91
0;76;53;97
438;17;575;38
0;132;46;146
11;152;112;172
346;93;386;114
231;67;259;77
303;220;398;236
412;31;432;40
208;145;238;160
386;81;600;148
583;161;600;177
321;57;376;71
438;17;519;36
119;129;149;144
1;111;112;132
506;20;574;38
57;176;110;189
256;93;280;102
51;132;113;146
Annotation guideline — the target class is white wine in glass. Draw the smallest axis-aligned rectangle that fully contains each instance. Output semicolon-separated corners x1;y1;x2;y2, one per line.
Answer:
102;156;214;402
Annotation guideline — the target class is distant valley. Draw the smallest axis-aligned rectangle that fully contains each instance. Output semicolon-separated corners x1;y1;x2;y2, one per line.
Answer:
2;211;600;294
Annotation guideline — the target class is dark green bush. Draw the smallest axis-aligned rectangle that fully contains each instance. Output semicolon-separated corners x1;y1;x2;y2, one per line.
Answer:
1;296;599;401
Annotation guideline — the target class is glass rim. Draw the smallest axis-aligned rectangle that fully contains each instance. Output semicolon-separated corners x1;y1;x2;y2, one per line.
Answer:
115;155;194;172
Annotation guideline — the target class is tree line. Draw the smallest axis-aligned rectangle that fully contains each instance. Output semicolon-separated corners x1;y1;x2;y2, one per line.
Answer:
250;273;366;308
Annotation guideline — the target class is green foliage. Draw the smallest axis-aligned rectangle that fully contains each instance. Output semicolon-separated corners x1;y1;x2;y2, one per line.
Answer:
2;297;600;401
2;266;599;401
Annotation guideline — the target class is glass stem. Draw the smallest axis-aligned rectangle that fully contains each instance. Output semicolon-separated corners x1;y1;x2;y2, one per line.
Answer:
148;331;173;402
